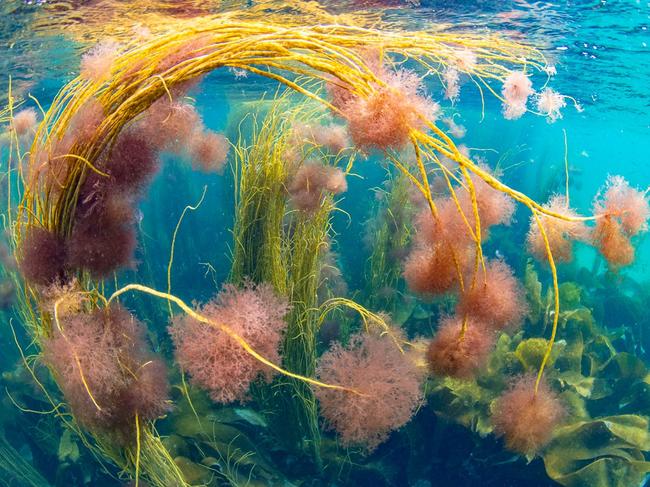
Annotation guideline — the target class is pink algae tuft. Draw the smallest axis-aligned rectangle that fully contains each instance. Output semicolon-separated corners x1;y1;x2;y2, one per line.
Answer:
426;315;495;379
18;227;67;286
492;375;566;456
290;121;350;154
188;130;229;173
80;40;120;82
592;176;650;268
536;89;566;122
12;108;38;136
288;162;348;213
456;260;527;331
169;282;289;404
315;327;423;452
331;57;439;151
41;304;170;437
501;71;534;120
526;195;589;264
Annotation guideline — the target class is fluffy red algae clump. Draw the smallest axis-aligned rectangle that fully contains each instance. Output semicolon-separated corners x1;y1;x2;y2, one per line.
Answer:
592;176;650;268
403;200;475;296
501;71;534;120
460;168;516;233
526;195;589;263
403;243;463;295
18;227;67;286
427;316;495;379
492;375;566;456
334;62;439;151
80;40;120;82
12;108;38;136
137;100;201;153
67;195;137;278
403;170;515;299
169;282;289;404
288;162;348;212
41;304;169;437
105;130;159;190
457;260;527;331
188;130;229;173
315;328;423;452
595;176;649;236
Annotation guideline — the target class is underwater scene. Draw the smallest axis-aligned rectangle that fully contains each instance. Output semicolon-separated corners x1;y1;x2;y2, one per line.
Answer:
0;0;649;486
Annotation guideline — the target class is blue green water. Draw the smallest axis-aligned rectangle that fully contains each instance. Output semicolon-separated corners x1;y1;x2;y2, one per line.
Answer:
0;1;649;486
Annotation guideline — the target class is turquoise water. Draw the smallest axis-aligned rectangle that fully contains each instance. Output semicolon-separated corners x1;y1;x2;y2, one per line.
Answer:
0;1;649;486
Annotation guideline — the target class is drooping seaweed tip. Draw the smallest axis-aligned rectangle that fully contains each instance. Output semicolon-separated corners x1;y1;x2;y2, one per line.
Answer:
426;315;496;379
169;282;290;404
315;327;423;452
491;374;566;456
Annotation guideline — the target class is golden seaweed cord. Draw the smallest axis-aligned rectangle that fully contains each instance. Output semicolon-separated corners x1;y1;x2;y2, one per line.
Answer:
0;1;649;486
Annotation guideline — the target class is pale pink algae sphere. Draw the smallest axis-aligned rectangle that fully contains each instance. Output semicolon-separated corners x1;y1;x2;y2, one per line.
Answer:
315;328;423;452
501;71;534;120
12;108;38;136
169;282;289;404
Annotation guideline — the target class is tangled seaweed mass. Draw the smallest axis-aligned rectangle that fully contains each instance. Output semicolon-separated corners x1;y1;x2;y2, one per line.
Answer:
1;1;649;486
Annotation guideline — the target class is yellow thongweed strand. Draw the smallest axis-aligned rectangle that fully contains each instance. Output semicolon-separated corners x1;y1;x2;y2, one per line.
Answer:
318;297;405;352
108;284;364;395
167;186;207;317
134;412;141;487
532;211;560;393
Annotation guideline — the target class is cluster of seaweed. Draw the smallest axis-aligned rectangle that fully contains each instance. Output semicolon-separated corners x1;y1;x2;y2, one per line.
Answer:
0;1;649;486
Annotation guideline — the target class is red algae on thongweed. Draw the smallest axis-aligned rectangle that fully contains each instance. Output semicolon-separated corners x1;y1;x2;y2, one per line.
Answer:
427;315;496;379
491;375;566;456
41;303;170;439
315;328;423;452
169;282;289;404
